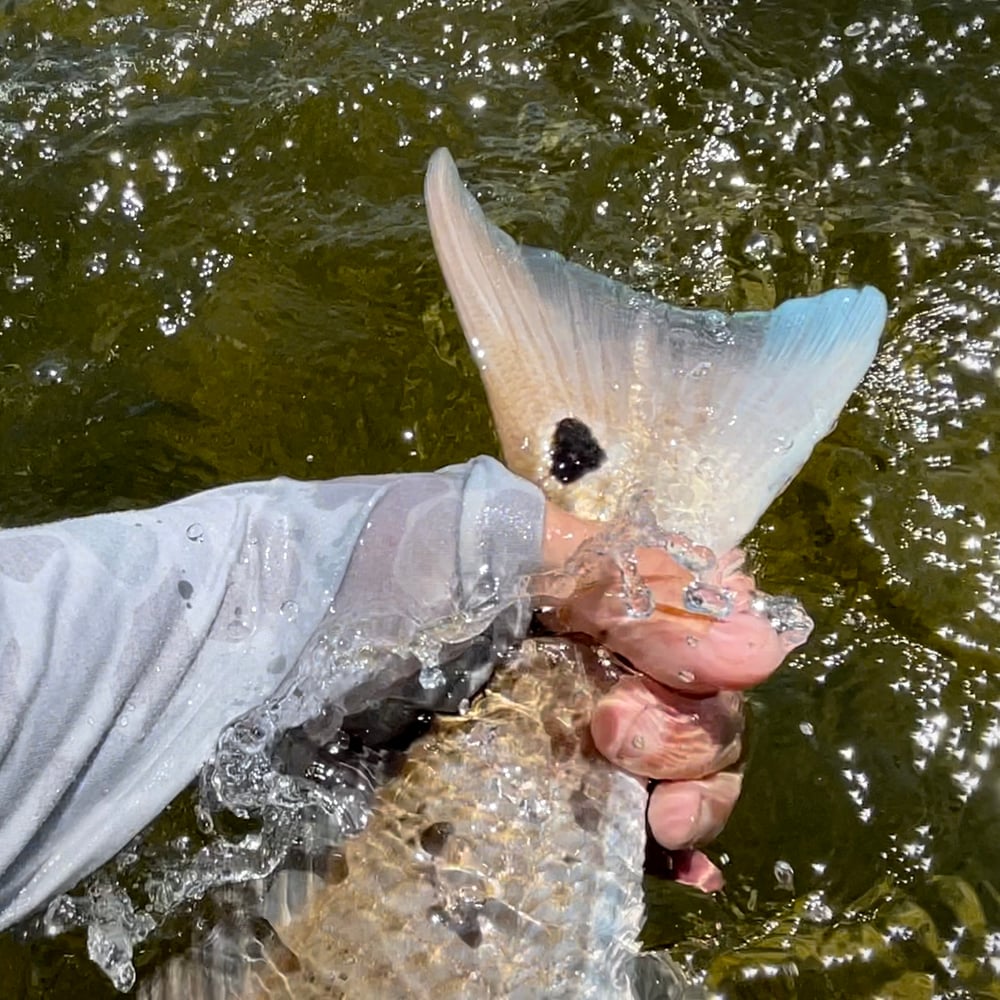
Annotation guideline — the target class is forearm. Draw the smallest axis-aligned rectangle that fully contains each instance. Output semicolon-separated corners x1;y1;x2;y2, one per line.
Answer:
0;458;550;930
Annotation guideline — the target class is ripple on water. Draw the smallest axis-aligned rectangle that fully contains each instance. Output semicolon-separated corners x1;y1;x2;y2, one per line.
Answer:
1;0;1000;995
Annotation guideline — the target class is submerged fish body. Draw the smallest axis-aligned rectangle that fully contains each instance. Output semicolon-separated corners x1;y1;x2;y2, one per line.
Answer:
140;152;886;998
145;639;695;999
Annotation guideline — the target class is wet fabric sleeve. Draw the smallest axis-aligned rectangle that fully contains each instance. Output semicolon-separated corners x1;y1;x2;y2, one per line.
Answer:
0;457;545;931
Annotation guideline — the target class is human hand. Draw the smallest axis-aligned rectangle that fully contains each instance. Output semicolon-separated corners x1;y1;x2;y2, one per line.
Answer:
540;503;808;890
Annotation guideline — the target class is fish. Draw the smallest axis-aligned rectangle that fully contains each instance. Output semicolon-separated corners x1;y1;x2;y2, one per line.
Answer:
138;149;886;998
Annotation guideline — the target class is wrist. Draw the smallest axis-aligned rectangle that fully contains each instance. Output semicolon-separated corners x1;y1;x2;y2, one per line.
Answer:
541;502;598;570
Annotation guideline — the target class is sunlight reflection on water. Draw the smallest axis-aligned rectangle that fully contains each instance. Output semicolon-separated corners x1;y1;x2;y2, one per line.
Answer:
1;0;999;995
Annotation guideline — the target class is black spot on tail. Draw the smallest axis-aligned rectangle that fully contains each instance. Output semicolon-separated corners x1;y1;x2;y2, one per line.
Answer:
550;417;605;484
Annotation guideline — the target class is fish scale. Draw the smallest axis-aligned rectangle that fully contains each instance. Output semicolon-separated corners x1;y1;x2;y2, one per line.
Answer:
142;639;697;999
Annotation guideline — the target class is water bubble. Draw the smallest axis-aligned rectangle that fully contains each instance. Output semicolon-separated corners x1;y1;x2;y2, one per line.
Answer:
703;311;732;343
683;582;734;619
279;600;299;622
621;578;653;619
185;523;204;542
43;895;82;936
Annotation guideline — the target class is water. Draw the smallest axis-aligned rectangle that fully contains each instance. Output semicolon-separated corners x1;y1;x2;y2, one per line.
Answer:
1;0;1000;995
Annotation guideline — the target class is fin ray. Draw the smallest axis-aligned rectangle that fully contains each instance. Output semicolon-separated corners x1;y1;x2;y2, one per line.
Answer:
426;148;886;550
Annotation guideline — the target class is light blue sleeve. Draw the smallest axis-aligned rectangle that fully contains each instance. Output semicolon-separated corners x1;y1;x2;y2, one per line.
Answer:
0;457;545;930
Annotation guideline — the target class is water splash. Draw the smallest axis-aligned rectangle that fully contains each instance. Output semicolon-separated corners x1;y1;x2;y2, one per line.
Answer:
44;604;524;990
750;591;814;645
44;881;155;992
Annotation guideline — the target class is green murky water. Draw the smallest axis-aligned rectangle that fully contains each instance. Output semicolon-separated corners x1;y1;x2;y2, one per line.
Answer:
1;0;999;995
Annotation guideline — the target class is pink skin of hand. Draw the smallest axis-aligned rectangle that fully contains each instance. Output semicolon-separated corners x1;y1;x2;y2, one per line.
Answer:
541;503;804;891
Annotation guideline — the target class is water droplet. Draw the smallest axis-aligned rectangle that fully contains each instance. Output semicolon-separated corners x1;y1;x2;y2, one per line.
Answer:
844;20;865;38
683;581;734;619
663;533;716;575
227;618;253;640
186;523;204;542
418;662;446;689
279;600;299;622
631;734;645;750
772;435;794;454
685;635;698;647
703;310;730;342
774;859;795;891
619;552;654;618
676;670;696;684
750;592;814;640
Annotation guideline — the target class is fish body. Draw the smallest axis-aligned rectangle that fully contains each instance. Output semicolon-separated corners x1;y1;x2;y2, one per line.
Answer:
144;639;695;999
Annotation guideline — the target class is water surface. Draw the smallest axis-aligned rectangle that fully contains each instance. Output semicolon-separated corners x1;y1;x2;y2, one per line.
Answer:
1;0;999;994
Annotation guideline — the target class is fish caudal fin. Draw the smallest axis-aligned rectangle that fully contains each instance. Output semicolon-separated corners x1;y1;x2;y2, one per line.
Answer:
425;147;887;551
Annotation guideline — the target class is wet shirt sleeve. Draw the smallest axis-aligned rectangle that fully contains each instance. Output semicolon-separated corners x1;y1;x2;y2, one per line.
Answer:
0;456;545;930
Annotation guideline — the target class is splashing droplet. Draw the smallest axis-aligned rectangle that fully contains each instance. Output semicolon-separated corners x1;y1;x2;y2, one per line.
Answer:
750;592;814;643
419;663;446;689
774;859;795;892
